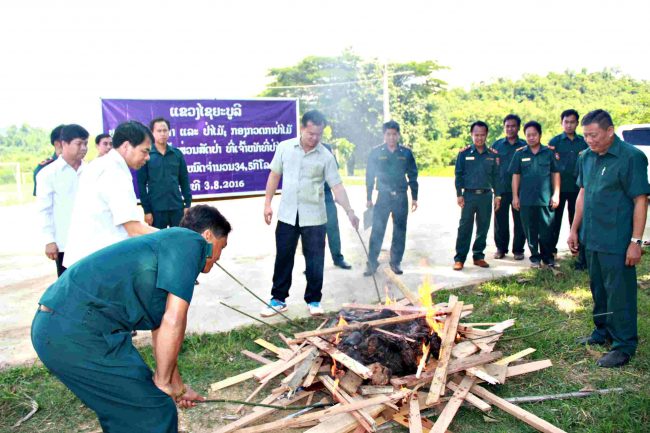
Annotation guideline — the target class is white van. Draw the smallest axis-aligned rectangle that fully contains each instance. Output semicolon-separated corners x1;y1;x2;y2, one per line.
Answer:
617;124;650;178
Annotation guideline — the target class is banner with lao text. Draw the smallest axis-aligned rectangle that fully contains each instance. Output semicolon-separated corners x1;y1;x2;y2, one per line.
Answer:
101;98;298;198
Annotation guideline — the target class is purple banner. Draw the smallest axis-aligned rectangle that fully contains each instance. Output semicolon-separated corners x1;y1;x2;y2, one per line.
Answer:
101;98;298;198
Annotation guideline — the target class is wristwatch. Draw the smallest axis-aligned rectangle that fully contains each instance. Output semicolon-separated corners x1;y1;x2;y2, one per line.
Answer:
631;237;642;246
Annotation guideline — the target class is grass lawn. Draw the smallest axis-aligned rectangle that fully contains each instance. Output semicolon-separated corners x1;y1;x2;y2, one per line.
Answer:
1;256;649;432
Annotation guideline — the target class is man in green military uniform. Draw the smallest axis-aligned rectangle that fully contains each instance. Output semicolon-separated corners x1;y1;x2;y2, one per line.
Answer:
548;109;588;269
568;109;649;368
365;120;419;276
491;114;528;260
453;121;501;271
137;118;192;229
511;121;560;268
32;205;231;432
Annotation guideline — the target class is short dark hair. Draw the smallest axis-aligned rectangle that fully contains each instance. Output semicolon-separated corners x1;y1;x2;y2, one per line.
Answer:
112;121;153;148
503;114;521;128
581;109;614;130
50;124;65;145
180;205;232;238
149;117;170;131
383;120;401;133
523;121;542;135
60;124;89;143
301;110;327;127
561;109;579;122
95;133;111;144
470;121;489;133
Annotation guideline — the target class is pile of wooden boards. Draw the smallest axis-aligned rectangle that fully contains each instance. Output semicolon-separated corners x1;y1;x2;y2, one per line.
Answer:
209;269;566;433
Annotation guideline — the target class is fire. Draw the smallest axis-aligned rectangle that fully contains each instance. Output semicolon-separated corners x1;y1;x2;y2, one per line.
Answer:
418;277;443;335
415;342;430;378
331;315;348;378
384;286;393;305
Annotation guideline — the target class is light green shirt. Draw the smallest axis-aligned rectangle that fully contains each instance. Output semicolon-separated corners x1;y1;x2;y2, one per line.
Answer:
270;137;342;226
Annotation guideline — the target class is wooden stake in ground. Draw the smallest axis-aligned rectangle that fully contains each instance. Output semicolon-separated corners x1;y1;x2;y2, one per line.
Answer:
426;298;463;405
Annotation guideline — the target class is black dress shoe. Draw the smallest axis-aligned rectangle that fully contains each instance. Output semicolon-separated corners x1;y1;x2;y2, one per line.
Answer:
363;264;377;277
597;350;630;368
334;260;352;270
390;264;403;275
577;335;610;346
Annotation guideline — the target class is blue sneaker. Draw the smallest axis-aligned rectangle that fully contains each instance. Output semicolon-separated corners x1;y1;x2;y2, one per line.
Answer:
308;302;324;316
260;299;288;317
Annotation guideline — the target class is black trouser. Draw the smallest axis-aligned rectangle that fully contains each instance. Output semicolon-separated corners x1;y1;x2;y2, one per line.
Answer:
271;217;326;303
520;205;554;264
368;191;408;268
56;252;66;277
494;192;526;255
325;196;344;264
552;191;587;266
152;209;184;229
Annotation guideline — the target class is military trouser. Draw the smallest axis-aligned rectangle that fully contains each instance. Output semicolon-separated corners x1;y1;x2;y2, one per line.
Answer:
586;250;638;356
454;191;492;263
493;191;526;255
368;191;408;268
32;308;178;433
519;205;554;264
325;195;344;264
152;209;185;229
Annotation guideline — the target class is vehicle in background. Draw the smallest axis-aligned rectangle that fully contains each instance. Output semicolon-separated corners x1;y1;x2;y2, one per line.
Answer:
617;124;650;179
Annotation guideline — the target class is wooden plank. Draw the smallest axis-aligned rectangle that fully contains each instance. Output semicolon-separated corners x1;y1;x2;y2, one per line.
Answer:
236;392;405;433
494;348;536;366
451;319;515;358
307;337;373;379
303;403;387;433
339;371;364;395
209;360;284;391
254;338;293;360
241;350;273;365
470;384;567;433
392;412;435;432
384;267;421;305
303;357;324;387
409;392;424;433
390;351;502;388
341;303;474;315
284;350;319;389
446;380;491;412
213;390;307;433
234;382;268;414
431;376;476;433
506;360;553;378
294;313;427;340
321;376;376;432
483;363;508;384
360;386;395;396
257;347;317;384
426;298;463;405
279;333;300;351
466;367;501;384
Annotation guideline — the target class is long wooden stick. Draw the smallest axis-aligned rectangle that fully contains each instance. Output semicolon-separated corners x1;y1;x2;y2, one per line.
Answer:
321;376;376;432
431;376;476;433
504;388;625;404
470;384;567;433
341;303;474;315
384;267;421;305
307;337;373;379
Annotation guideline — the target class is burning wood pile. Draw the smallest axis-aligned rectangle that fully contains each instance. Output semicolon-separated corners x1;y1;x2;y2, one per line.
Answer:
209;269;565;433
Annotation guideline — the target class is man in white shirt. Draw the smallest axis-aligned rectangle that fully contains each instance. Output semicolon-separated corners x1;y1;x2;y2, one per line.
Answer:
36;124;89;276
64;121;157;268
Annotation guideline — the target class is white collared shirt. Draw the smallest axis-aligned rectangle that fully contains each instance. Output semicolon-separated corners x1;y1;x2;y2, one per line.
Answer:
35;157;85;251
63;149;142;267
269;138;342;226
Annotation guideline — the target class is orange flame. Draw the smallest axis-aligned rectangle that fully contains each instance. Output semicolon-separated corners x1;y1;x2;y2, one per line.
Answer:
415;342;430;378
331;315;349;378
418;277;443;335
384;286;393;306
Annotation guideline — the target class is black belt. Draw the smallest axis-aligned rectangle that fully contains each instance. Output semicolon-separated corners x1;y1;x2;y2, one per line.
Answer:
465;189;491;194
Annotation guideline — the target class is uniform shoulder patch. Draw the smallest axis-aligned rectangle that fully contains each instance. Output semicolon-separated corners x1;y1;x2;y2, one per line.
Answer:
458;145;471;153
38;158;54;166
489;147;498;154
515;147;526;152
547;145;555;151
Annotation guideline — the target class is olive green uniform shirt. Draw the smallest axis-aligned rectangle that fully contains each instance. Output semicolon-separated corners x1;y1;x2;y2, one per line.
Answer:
454;145;502;196
548;132;588;192
577;136;650;254
509;145;559;206
490;137;527;193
